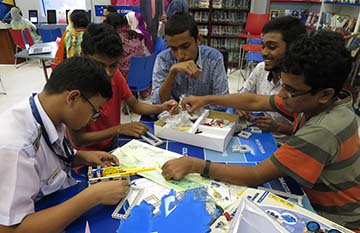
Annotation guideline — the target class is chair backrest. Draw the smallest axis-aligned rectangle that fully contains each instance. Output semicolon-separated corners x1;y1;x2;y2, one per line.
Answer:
154;37;167;55
246;52;263;63
22;28;34;46
9;29;26;49
9;29;34;49
127;53;157;92
244;13;270;36
248;38;262;45
39;28;62;42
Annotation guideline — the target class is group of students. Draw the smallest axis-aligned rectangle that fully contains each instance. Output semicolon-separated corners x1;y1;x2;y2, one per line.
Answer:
0;11;359;233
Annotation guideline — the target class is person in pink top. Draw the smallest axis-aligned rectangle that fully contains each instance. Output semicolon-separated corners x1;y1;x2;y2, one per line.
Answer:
104;12;145;80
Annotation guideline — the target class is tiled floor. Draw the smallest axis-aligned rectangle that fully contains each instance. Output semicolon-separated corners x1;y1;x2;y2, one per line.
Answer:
0;60;244;123
0;61;46;112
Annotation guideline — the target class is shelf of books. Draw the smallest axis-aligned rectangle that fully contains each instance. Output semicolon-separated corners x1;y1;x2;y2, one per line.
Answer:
189;0;250;68
317;0;360;35
269;0;321;30
323;1;360;7
271;0;321;3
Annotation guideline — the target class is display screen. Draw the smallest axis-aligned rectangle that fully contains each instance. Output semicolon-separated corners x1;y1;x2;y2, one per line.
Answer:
29;10;38;24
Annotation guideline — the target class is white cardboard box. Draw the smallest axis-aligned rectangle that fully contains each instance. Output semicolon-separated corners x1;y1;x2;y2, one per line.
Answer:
228;188;353;233
154;110;238;152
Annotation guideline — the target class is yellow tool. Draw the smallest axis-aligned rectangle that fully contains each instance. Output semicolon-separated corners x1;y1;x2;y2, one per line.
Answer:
102;167;121;176
102;166;156;177
118;166;156;176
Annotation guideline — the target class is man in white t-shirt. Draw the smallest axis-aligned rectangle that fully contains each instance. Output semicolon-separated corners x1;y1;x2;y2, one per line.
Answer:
239;16;306;143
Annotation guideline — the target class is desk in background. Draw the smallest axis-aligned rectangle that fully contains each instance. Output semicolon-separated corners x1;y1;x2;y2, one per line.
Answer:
0;27;21;64
15;42;57;82
35;116;303;233
37;23;67;33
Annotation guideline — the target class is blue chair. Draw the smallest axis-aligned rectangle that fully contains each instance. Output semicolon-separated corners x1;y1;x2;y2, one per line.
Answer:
127;53;157;98
243;52;264;79
154;37;167;55
39;28;62;42
248;38;262;45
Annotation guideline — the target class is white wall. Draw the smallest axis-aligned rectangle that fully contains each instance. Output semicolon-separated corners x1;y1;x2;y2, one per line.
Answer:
250;0;270;14
15;0;110;23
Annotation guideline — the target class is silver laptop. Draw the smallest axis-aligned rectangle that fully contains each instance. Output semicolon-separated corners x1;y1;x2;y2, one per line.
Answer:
28;46;52;55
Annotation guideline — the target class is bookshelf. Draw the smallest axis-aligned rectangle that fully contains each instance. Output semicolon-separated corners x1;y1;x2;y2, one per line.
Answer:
269;0;321;30
316;0;360;35
188;0;250;68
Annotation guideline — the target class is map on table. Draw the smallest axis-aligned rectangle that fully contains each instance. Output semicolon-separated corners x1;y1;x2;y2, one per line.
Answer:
112;140;205;192
117;131;277;165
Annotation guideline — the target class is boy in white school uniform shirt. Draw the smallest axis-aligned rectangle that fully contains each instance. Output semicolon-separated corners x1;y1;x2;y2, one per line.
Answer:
238;16;307;143
0;56;129;233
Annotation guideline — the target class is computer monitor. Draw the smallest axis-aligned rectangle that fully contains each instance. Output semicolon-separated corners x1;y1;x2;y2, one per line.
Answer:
28;10;38;24
47;10;57;24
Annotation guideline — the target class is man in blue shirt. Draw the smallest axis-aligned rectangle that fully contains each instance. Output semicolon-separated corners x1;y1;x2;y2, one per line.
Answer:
166;0;189;18
151;13;229;105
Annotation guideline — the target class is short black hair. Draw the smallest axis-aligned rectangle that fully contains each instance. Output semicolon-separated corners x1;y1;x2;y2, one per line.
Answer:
81;23;123;58
44;56;112;99
165;13;198;40
104;12;140;40
105;5;117;13
282;31;352;96
70;10;90;28
262;16;307;48
104;12;128;28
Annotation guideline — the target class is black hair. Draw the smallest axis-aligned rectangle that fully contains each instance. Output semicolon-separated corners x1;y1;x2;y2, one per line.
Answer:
44;56;112;99
165;13;198;40
81;23;124;58
282;31;352;96
104;12;127;28
310;30;346;47
70;10;90;28
104;12;140;40
262;16;307;47
105;5;117;13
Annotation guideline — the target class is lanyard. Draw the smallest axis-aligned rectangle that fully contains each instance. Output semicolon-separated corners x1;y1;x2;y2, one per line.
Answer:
29;94;75;166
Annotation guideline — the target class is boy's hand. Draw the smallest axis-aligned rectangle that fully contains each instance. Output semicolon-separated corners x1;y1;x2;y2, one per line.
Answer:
117;122;148;138
181;95;206;113
254;116;278;132
170;60;202;80
90;180;129;205
160;99;178;114
236;109;251;120
162;157;194;180
77;151;119;167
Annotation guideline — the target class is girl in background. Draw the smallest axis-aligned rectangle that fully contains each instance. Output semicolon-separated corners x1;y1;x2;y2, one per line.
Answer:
54;10;89;65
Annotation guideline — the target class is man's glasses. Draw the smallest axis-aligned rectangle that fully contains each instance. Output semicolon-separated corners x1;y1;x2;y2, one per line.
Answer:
81;94;101;120
281;84;316;98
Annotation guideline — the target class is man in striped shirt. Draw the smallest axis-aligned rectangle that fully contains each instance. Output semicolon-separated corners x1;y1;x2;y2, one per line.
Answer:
161;31;360;231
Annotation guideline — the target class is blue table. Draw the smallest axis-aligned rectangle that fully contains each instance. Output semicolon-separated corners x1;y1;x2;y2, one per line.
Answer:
35;116;304;233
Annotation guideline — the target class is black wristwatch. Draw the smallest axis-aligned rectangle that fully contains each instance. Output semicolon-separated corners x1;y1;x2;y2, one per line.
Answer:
201;160;211;178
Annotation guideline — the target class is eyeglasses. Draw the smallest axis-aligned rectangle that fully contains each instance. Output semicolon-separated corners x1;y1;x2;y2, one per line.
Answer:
81;94;101;120
281;84;315;99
